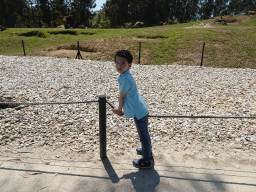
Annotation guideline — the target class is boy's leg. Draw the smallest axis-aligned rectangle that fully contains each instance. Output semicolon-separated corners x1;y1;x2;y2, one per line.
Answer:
134;113;151;162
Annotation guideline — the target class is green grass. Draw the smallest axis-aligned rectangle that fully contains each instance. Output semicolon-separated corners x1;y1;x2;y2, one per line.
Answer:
0;15;256;68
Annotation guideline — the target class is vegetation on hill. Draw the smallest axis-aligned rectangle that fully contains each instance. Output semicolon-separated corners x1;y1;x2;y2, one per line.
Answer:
0;15;255;69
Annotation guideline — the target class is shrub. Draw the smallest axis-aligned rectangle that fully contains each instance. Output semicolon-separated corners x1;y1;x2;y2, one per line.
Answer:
125;22;133;28
19;31;47;38
90;12;110;29
173;19;179;24
1;26;6;31
48;30;78;35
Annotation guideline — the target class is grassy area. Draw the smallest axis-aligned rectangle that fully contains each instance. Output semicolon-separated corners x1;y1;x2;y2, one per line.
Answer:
0;15;256;68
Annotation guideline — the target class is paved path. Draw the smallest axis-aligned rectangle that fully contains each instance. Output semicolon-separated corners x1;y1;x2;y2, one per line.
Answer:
0;147;256;192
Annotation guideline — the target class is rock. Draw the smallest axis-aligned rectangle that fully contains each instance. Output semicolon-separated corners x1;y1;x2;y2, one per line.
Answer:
235;138;241;144
0;55;255;158
232;144;243;149
57;25;65;29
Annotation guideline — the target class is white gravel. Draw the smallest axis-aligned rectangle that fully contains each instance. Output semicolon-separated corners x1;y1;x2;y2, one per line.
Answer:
0;56;255;160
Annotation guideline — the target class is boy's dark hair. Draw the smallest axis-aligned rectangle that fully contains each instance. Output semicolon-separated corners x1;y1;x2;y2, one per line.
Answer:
114;50;133;64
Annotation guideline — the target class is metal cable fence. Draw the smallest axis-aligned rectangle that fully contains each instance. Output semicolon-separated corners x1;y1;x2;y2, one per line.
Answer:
1;95;256;158
16;39;256;68
0;100;98;106
0;98;101;155
106;101;256;119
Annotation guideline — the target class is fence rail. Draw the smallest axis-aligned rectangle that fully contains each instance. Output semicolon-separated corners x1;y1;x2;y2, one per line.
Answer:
148;115;256;119
0;101;98;106
106;100;255;119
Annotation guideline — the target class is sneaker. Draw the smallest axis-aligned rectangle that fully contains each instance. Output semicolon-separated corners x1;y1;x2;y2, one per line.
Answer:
136;147;153;156
133;157;154;169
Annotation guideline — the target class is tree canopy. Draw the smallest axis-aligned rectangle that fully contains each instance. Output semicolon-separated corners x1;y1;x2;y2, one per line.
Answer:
0;0;255;28
0;0;96;28
102;0;255;27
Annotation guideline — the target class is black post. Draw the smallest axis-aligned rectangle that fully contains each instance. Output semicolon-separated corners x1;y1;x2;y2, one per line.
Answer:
200;42;205;67
99;95;107;158
75;41;83;59
139;41;141;64
22;40;26;56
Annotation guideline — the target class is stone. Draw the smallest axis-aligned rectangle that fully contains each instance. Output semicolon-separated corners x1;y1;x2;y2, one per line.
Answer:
235;138;241;144
0;55;255;160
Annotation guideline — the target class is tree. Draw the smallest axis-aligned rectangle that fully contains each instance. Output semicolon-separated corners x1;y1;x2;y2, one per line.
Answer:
198;0;214;20
70;0;96;27
0;0;28;27
103;0;171;27
38;0;52;27
104;0;130;27
51;0;66;27
213;0;228;17
155;0;171;24
168;0;199;23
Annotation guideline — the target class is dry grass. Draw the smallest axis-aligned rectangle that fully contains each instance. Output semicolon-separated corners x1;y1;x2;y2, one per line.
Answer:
33;35;154;64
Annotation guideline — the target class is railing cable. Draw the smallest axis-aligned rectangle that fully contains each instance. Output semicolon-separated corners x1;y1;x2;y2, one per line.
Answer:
0;100;98;106
106;100;256;119
148;115;256;119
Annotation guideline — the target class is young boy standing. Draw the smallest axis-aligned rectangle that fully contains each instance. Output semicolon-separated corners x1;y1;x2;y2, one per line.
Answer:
112;50;154;169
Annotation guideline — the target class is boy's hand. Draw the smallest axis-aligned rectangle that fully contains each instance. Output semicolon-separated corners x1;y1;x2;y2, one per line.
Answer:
112;108;124;116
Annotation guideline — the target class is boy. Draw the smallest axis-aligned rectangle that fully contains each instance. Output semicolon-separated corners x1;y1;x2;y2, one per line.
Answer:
112;50;154;169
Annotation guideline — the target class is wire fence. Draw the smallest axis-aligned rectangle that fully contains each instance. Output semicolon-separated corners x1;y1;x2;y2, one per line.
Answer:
1;99;255;119
1;95;256;158
15;39;256;68
0;100;98;106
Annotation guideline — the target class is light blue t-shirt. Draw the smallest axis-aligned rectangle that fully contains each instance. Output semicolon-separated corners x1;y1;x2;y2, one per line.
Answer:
117;70;148;120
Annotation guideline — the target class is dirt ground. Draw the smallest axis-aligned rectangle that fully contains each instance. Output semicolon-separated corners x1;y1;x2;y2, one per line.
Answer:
32;36;147;64
1;144;256;192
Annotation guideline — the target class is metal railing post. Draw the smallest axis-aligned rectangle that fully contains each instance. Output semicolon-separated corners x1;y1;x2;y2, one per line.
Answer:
139;41;141;64
200;42;205;67
22;40;26;56
75;41;83;59
99;95;107;158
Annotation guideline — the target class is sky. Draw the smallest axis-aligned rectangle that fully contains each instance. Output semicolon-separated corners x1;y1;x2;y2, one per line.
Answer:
92;0;106;12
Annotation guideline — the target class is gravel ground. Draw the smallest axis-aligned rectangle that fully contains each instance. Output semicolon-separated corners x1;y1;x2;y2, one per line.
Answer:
0;56;255;164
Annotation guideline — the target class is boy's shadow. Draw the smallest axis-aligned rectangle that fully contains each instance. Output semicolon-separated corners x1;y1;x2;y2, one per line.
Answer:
121;169;160;191
102;157;160;191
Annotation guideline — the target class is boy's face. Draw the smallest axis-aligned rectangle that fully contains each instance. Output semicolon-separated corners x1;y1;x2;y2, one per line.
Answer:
115;56;132;74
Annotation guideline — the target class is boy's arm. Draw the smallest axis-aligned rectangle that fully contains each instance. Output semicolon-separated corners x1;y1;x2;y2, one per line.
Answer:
118;92;127;111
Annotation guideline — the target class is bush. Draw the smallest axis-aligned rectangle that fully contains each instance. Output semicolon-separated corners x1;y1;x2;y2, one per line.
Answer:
90;12;110;29
1;26;6;31
48;30;78;35
125;22;133;28
18;31;47;38
173;19;179;24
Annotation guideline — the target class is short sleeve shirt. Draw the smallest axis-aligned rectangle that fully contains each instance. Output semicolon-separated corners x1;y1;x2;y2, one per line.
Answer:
117;70;148;120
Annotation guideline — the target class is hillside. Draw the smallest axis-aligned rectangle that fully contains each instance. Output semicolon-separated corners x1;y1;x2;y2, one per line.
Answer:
0;15;255;68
